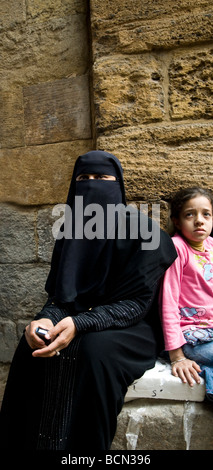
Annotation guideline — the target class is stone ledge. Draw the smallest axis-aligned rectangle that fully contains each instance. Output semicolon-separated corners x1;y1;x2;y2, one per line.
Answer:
112;398;213;450
125;358;205;403
111;359;212;450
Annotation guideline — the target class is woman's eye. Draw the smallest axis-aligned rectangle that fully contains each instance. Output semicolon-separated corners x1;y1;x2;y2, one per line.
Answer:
77;175;89;180
96;175;108;180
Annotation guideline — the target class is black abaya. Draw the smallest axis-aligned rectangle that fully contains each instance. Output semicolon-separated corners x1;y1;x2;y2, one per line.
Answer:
0;151;177;451
0;318;156;451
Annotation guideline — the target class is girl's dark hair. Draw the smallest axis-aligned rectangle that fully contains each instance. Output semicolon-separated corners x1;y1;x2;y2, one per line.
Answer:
169;186;213;235
170;187;213;219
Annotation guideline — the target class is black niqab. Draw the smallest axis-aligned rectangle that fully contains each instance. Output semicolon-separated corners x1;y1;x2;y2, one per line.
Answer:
0;150;178;453
45;150;177;312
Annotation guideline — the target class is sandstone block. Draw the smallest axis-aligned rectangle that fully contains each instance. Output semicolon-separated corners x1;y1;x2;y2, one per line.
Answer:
0;14;89;87
97;122;213;201
91;0;213;57
0;140;93;205
0;88;25;148
93;56;164;133
91;0;212;26
0;319;18;363
37;207;56;263
0;364;10;404
0;264;49;321
112;398;213;450
188;402;213;449
0;204;36;263
26;0;87;21
0;0;26;29
128;200;170;231
17;319;29;341
23;76;91;145
169;48;213;120
111;399;186;450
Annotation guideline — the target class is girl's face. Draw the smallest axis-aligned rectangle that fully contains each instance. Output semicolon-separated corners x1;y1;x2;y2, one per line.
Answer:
174;195;213;243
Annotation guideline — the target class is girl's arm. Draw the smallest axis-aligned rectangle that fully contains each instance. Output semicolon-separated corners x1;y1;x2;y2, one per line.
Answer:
160;246;186;351
160;243;201;386
169;347;201;387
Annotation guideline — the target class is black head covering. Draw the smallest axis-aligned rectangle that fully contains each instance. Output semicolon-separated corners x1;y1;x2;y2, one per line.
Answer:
45;150;177;312
66;150;126;206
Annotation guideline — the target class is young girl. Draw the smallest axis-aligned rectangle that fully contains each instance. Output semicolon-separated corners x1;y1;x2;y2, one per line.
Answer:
160;186;213;401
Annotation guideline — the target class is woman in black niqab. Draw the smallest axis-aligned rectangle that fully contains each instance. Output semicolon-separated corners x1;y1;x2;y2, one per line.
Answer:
46;150;125;310
0;151;177;452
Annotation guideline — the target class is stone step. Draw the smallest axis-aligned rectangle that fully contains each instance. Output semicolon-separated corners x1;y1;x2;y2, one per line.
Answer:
125;358;205;402
112;358;212;450
112;398;213;450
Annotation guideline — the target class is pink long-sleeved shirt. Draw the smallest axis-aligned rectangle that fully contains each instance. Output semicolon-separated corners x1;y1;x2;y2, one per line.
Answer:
160;233;213;351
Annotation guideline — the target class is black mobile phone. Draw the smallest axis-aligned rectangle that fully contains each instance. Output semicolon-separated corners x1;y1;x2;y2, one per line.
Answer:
35;327;51;345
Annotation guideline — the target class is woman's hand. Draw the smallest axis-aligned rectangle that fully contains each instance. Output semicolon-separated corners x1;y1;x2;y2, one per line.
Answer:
171;358;201;387
32;317;77;358
25;318;54;350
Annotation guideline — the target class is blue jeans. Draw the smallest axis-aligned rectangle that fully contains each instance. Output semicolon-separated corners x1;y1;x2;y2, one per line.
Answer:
183;341;213;401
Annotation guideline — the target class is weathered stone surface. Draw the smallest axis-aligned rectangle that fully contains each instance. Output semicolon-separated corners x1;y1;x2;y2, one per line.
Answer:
0;264;49;321
189;402;213;450
0;88;25;149
93;56;164;133
0;204;36;263
0;319;27;366
0;0;26;28
128;200;169;231
111;398;213;450
24;76;91;145
91;0;213;57
97;122;213;201
26;0;87;21
91;0;213;27
169;48;213;120
0;364;10;404
37;207;56;263
0;320;18;363
0;12;89;88
0;140;93;205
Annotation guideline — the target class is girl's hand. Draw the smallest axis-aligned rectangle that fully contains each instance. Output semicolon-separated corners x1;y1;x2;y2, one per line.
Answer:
32;317;77;358
171;358;201;387
25;318;54;350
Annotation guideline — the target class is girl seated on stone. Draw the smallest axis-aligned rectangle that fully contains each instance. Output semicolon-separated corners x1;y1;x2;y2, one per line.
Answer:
160;186;213;402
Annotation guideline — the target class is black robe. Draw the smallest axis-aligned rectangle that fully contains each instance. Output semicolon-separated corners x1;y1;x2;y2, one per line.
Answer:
0;151;177;451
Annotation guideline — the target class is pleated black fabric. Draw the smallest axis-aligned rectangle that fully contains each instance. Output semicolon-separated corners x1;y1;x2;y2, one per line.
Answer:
0;150;177;451
0;315;157;452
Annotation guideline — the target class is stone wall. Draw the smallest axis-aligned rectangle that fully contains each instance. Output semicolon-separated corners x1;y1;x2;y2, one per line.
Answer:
0;0;93;397
112;399;213;450
90;0;213;226
0;0;213;447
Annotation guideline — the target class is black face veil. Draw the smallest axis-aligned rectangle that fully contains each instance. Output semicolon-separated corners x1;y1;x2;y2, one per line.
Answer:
45;151;126;310
45;150;177;312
